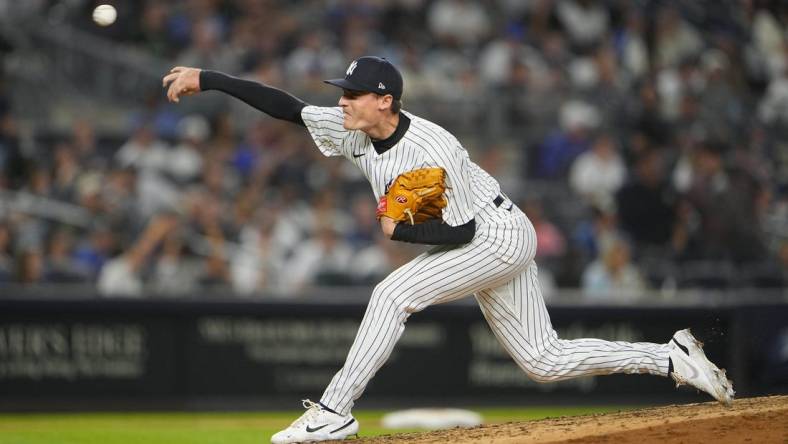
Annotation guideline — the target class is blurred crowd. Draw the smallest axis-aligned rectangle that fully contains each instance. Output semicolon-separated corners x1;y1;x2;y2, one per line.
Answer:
1;0;788;298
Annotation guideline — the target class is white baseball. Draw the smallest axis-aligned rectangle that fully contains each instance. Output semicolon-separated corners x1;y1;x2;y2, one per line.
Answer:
92;4;117;27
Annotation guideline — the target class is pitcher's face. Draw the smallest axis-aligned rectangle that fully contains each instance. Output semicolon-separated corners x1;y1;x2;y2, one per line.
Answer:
338;89;390;131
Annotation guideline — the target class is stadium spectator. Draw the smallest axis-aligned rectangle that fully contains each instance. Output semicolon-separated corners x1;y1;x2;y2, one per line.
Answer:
51;143;81;202
534;100;598;179
0;222;12;282
581;236;647;301
285;30;345;89
70;120;102;169
778;240;788;281
582;44;629;127
572;198;620;261
151;230;202;296
759;68;788;128
73;224;116;279
616;7;649;81
231;216;279;295
16;248;45;285
348;234;412;286
98;213;178;296
346;193;378;249
653;5;704;69
521;197;566;261
44;227;89;283
555;0;610;54
616;148;676;249
279;222;354;292
569;133;626;207
136;2;178;58
683;140;769;263
698;49;746;144
170;115;209;184
427;0;491;47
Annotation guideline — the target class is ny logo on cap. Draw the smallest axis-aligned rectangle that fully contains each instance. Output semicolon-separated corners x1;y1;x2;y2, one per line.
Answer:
346;60;358;76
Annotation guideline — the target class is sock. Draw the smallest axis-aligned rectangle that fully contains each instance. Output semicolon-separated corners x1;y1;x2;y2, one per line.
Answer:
318;401;339;415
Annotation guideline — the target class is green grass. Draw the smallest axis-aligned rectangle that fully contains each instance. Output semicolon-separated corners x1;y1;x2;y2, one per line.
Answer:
0;406;626;444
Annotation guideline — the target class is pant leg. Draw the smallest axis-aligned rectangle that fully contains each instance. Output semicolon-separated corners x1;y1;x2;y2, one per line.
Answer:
475;262;671;382
320;229;527;415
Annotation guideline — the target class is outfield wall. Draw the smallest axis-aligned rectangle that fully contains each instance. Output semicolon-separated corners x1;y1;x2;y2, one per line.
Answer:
0;294;786;411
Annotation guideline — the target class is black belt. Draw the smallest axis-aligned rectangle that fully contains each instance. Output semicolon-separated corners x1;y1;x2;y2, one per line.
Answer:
493;194;513;211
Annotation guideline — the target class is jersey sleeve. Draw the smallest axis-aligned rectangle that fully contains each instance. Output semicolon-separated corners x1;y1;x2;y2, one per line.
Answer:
300;106;347;157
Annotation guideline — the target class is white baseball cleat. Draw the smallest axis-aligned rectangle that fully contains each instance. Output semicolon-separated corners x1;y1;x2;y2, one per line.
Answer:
271;399;359;443
668;328;735;406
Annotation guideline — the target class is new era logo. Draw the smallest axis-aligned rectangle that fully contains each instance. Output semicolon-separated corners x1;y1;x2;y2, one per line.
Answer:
378;82;385;89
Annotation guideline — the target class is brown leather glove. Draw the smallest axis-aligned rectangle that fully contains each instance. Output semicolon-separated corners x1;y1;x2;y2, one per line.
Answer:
376;167;448;225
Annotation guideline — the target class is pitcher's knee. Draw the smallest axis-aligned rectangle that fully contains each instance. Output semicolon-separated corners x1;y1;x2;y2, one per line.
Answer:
520;350;561;383
370;283;416;314
526;368;558;383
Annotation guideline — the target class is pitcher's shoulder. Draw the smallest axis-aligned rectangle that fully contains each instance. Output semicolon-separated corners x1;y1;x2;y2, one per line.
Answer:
403;113;461;147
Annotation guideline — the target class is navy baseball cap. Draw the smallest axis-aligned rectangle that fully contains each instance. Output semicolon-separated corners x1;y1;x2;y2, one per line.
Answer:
325;56;403;100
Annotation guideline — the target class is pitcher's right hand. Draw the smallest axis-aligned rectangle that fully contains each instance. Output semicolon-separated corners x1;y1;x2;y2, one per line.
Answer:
163;66;202;103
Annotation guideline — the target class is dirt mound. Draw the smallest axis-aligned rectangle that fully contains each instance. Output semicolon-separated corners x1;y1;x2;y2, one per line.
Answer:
354;395;788;443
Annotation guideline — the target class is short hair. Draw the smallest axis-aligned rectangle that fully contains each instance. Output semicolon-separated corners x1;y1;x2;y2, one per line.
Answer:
390;99;402;114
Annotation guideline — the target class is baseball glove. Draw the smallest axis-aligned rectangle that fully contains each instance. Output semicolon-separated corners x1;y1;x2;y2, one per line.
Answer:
376;167;448;225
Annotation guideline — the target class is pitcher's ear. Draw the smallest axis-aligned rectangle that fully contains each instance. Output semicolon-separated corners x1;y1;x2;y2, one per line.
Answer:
378;94;394;112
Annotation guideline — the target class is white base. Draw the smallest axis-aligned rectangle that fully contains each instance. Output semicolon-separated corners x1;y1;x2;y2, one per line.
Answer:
381;408;483;430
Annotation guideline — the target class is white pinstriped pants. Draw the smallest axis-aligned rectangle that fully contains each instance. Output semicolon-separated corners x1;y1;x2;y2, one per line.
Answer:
321;212;671;415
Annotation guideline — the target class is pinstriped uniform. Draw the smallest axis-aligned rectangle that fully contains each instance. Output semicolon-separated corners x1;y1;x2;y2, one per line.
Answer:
301;106;671;415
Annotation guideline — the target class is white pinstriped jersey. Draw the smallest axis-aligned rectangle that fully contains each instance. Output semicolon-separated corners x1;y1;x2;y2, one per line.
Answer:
301;106;508;227
300;105;673;419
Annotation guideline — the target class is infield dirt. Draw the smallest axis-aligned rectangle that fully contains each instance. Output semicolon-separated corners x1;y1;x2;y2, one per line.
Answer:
350;395;788;443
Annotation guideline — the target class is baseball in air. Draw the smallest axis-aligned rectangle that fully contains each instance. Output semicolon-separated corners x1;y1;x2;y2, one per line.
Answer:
92;4;117;26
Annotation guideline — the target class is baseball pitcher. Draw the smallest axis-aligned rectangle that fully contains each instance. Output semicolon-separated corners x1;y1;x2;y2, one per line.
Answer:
163;56;734;444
